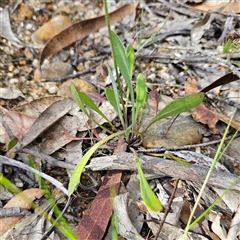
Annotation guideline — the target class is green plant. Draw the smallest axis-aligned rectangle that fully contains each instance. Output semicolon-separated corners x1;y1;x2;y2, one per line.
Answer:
68;0;204;209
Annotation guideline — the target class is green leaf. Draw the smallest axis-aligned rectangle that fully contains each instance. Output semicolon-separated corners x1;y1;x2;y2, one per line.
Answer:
145;93;204;131
133;151;163;212
223;39;233;54
6;137;18;151
126;45;135;79
106;65;124;127
78;92;114;129
70;83;113;134
110;30;135;125
106;88;124;126
68;130;126;195
110;30;131;83
134;73;147;127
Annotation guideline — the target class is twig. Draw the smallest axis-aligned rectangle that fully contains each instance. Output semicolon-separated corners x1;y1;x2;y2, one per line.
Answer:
0;155;68;195
154;179;179;240
22;148;75;170
137;133;240;153
0;207;29;217
44;62;99;82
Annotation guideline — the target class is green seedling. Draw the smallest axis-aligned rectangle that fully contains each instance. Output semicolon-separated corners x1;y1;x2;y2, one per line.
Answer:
68;0;204;202
132;149;163;213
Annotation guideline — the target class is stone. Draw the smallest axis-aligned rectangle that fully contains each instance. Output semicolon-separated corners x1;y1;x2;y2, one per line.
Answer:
139;95;202;148
18;4;33;19
34;62;73;82
57;79;97;98
31;15;71;45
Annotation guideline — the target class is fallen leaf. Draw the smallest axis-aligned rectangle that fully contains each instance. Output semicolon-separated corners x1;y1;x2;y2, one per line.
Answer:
20;98;75;148
40;2;138;65
194;0;240;13
0;8;41;48
75;170;122;239
191;12;215;45
1;106;35;143
114;193;144;240
200;73;239;93
213;111;240;132
0;88;25;99
75;137;126;239
14;96;64;118
0;188;45;235
185;78;218;131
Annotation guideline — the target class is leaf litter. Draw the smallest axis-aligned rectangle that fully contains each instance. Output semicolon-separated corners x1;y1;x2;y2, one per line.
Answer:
1;0;240;239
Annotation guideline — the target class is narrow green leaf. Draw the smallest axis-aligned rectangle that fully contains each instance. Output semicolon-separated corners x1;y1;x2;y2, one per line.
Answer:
107;65;125;127
126;45;135;79
6;137;18;151
70;83;113;134
110;30;135;124
110;30;130;83
223;39;233;54
0;174;21;194
133;151;163;212
134;74;147;127
145;93;204;131
68;130;126;195
105;88;124;126
78;92;114;129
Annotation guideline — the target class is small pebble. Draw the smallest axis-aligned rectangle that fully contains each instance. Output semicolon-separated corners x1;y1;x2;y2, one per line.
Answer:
14;178;24;188
147;73;156;80
32;59;39;67
48;86;58;94
9;78;19;84
25;23;33;30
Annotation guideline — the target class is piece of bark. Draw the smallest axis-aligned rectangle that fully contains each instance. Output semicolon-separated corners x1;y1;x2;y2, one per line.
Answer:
86;152;240;192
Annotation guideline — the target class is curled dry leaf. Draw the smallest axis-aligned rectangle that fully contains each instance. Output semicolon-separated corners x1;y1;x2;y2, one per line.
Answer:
0;8;42;48
185;78;218;132
40;1;138;65
0;188;45;235
191;12;215;45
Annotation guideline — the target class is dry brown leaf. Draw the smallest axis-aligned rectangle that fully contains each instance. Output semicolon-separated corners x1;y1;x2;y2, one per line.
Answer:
0;188;45;235
20;98;74;148
1;106;35;157
75;170;122;239
40;1;138;65
213;111;240;132
185;78;218;131
191;12;214;45
14;96;64;118
1;106;35;143
194;0;240;13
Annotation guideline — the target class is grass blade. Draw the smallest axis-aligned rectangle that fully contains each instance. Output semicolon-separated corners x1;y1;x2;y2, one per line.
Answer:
144;93;204;131
68;130;126;195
